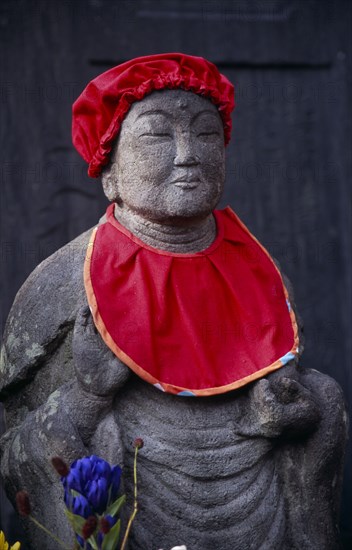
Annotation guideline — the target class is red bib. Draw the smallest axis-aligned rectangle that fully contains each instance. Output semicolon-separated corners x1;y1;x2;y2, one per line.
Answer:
84;205;299;396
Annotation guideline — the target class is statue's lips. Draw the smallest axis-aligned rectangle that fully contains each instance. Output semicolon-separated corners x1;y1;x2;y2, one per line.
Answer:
172;177;201;189
173;181;199;189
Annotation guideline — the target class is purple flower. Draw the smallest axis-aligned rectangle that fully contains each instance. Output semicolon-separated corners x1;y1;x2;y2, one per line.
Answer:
62;455;122;516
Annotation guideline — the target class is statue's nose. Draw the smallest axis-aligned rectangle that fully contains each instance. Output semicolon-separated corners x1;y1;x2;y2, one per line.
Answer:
173;134;200;166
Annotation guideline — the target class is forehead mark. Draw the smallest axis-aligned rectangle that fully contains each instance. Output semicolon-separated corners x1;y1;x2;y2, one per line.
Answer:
176;97;191;110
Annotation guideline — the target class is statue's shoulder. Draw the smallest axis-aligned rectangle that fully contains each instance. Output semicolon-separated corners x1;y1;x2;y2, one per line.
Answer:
0;227;94;397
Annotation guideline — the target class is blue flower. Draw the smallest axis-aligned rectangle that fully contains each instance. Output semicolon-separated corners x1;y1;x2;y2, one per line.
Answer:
60;455;124;549
64;492;92;519
62;455;122;516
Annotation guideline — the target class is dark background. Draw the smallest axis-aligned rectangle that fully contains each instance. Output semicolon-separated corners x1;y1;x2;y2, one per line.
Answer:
0;0;351;546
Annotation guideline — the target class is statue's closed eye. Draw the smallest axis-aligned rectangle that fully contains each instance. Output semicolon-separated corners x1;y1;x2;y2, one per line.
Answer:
197;131;220;136
139;133;172;137
196;130;221;141
138;132;173;143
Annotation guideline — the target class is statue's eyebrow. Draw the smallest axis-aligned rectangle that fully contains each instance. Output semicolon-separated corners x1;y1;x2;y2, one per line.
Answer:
191;110;221;124
135;108;221;124
136;109;171;120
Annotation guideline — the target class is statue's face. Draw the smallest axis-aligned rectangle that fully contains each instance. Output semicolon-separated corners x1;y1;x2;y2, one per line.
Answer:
102;89;226;222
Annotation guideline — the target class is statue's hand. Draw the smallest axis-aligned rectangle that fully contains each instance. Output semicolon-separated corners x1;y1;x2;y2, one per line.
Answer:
244;367;321;439
73;306;130;396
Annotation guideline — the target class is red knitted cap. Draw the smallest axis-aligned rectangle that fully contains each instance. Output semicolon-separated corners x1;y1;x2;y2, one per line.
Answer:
72;53;235;178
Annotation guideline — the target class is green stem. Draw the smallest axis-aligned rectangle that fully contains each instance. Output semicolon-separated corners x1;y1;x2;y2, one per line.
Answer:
120;447;139;550
29;515;71;549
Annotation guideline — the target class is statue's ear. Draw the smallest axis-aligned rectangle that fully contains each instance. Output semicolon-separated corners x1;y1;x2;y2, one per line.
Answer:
101;164;120;202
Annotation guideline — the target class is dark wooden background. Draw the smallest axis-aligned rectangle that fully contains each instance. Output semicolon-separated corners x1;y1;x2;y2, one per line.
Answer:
1;0;351;546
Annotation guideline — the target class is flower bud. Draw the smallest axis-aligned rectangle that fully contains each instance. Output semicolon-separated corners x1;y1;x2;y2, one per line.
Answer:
82;515;98;539
100;517;111;534
133;437;144;449
51;456;70;477
16;491;31;516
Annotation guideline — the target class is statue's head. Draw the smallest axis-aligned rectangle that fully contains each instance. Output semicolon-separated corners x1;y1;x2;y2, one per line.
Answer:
72;53;235;222
101;89;225;222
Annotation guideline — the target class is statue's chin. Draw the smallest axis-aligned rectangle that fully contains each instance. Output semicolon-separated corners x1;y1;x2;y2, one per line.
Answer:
136;204;217;225
130;193;222;225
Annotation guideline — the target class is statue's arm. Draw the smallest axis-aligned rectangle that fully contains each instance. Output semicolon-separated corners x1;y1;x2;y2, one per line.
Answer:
68;305;131;451
238;364;346;549
7;305;131;458
0;227;131;456
237;260;348;548
0;307;130;545
277;367;347;549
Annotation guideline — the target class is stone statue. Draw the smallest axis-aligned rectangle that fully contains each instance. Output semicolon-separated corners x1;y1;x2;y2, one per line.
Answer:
0;54;347;550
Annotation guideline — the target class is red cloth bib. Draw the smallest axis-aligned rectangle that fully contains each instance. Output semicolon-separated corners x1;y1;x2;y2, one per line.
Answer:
84;205;299;396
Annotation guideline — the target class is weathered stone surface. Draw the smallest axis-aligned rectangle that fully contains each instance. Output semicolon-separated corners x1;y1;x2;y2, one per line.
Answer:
0;89;348;549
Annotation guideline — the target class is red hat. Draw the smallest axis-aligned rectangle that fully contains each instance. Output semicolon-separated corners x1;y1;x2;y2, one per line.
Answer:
72;53;235;178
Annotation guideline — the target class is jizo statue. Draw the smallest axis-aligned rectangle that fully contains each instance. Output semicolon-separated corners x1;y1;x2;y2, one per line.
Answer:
0;53;347;549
